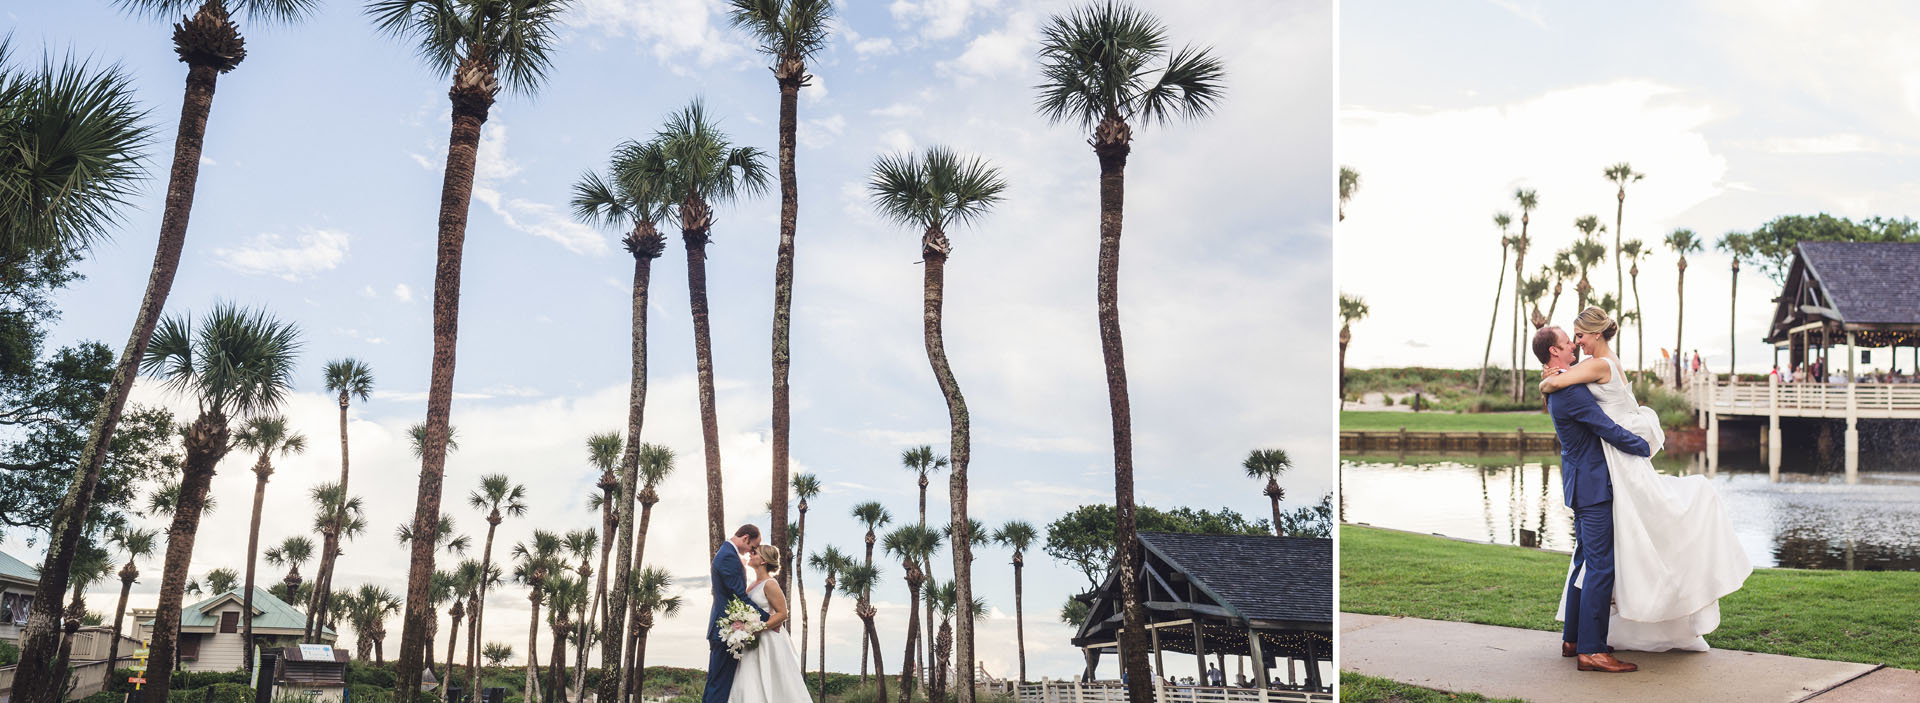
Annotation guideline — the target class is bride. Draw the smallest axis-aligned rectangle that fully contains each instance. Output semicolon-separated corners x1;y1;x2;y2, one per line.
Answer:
1541;307;1753;652
731;545;810;702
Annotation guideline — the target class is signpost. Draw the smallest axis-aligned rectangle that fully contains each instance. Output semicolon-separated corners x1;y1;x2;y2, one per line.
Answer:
128;639;153;703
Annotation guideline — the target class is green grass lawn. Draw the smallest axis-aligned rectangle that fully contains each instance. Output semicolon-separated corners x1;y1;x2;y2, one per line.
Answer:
1340;525;1920;669
1341;410;1553;433
1338;672;1526;703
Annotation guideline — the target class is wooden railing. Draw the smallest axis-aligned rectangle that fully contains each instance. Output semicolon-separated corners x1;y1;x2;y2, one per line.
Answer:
1016;680;1330;703
1692;378;1920;419
0;659;113;703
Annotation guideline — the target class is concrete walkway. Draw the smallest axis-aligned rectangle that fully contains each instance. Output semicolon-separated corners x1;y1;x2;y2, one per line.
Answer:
1342;613;1891;703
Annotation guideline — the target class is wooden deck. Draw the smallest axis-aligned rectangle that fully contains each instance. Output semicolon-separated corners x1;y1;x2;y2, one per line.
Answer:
1017;681;1331;703
1689;376;1920;479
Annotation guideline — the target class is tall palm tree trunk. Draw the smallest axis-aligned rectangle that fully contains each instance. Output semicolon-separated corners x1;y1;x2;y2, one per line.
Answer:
424;607;439;675
547;620;568;703
242;456;271;676
795;505;809;666
1729;261;1739;376
471;519;501;697
629;622;649;703
684;216;726;551
862;608;887;703
1012;552;1025;684
14;37;226;703
1266;479;1284;534
897;566;923;703
605;231;655;703
397;60;496;703
526;593;543;703
860;536;874;682
1632;266;1644;373
1675;260;1688;387
1478;245;1510;394
108;566;136;668
144;413;230;703
922;236;974;703
1093;119;1147;703
316;386;350;639
770;65;802;596
444;600;463;683
1614;192;1626;320
817;579;833;703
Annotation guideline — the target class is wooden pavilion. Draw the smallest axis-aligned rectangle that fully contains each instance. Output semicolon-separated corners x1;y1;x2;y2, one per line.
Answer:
1069;531;1333;693
1765;241;1920;378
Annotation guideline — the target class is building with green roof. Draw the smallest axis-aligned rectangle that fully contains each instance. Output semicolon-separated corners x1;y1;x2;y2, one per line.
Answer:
136;587;336;673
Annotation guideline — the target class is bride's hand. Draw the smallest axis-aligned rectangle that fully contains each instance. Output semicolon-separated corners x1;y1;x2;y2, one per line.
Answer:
1539;367;1567;394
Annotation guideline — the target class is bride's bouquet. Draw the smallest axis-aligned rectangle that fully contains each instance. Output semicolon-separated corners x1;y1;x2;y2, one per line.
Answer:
715;597;766;659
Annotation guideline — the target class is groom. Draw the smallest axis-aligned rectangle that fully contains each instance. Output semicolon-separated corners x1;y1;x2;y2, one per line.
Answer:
704;524;771;703
1534;326;1651;674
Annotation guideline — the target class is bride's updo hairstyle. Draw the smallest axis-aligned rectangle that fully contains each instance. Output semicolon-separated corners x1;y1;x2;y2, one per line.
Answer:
755;545;781;574
1574;306;1619;342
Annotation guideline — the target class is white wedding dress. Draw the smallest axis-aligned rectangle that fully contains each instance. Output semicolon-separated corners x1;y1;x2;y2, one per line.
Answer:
1555;356;1753;652
730;579;811;703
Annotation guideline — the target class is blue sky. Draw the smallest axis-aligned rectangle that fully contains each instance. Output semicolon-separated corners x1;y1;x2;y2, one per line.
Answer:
1342;0;1920;376
8;0;1331;679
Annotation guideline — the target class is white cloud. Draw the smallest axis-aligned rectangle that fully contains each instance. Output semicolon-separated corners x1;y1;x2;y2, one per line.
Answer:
417;122;610;256
212;228;351;281
199;155;216;167
936;10;1036;80
1756;134;1891;155
854;37;897;56
870;103;923;120
393;284;414;302
802;75;828;104
573;0;747;69
878;129;915;154
798;114;848;149
890;0;1000;40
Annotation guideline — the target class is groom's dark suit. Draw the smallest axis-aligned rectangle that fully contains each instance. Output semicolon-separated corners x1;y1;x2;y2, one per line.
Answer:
1548;382;1651;655
703;540;769;703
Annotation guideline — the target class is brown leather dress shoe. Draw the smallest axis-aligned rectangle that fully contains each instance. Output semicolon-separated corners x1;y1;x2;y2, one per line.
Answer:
1577;652;1638;673
1563;642;1615;657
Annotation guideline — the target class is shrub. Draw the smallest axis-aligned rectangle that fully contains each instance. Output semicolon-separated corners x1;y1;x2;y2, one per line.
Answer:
0;638;18;666
166;682;251;703
80;693;122;703
346;662;397;688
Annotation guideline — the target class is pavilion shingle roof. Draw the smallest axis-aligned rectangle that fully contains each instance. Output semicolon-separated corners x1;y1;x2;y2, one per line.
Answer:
1138;531;1331;625
1800;241;1920;325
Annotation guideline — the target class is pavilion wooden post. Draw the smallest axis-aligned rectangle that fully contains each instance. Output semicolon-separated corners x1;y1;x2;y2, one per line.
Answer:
1190;622;1206;689
1706;380;1720;474
1846;363;1860;484
1768;372;1782;480
1247;628;1269;689
1149;625;1164;689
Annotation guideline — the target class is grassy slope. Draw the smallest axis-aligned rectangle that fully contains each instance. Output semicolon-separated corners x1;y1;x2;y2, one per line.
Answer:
1339;672;1527;703
1340;525;1920;668
1341;410;1553;433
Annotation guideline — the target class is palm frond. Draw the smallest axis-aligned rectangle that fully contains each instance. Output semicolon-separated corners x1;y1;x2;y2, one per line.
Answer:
115;0;320;25
0;48;154;258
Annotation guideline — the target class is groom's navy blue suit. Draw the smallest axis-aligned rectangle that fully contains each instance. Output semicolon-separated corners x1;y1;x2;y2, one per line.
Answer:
1548;382;1651;655
703;540;769;703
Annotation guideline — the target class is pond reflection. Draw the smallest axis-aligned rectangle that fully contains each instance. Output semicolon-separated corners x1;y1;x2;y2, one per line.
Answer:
1341;450;1920;571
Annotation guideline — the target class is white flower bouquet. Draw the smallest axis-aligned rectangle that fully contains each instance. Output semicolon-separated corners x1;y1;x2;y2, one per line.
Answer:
715;597;766;659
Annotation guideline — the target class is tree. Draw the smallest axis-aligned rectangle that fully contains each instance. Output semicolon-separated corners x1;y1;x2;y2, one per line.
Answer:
203;567;240;595
1744;214;1920;283
0;46;151;262
928;579;988;703
1716;232;1753;377
365;2;570;695
840;563;886;702
1622;240;1647;373
1036;5;1225;698
990;521;1035;684
397;514;469;677
726;0;834;595
137;304;300;703
483;642;514;666
571;141;668;703
562;529;596;703
104;525;158;669
1338;167;1358;222
1604;163;1644;323
1477;213;1513;395
345;584;400;664
1572;215;1608;310
263;536;312;609
443;559;484;684
12;1;317;692
543;574;583;703
1546;250;1576;329
790;472;820;666
1510;188;1538;401
883;524;941;702
848;501;890;680
1241;449;1291;534
54;544;112;679
647;99;771;551
1521;272;1550;332
1666;228;1703;386
1044;505;1271;590
897;446;948;530
807;546;848;703
577;432;620;703
232;415;305;675
512;529;562;703
1276;492;1334;538
308;473;377;640
1338;293;1368;400
312;358;372;645
467;473;528;696
626;566;682;701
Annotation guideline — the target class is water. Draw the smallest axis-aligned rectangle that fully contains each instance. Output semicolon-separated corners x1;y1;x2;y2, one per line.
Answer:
1340;450;1920;570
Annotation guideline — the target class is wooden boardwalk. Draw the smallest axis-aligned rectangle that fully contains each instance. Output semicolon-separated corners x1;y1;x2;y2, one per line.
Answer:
1018;680;1330;703
1690;376;1920;480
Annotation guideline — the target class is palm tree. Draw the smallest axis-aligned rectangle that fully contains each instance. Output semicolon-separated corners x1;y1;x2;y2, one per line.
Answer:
1338;166;1359;221
849;501;891;680
1477;213;1514;395
1036;6;1224;698
807;547;848;702
203;567;241;595
648;99;771;550
1666;228;1703;387
929;580;988;703
1717;232;1753;377
626;566;682;702
883;525;942;702
1240;449;1291;533
1622;239;1647;374
840;563;886;702
1605;163;1644;322
1545;250;1577;328
146;483;216;519
314;358;372;640
790;472;821;665
351;584;401;664
467;474;528;696
104;526;158;668
543;574;584;703
572;142;668;703
513;530;563;703
424;569;456;676
444;559;484;684
483;642;515;667
0;46;151;261
989;521;1035;684
137;304;299;703
1572;216;1608;310
1511;188;1538;401
562;529;597;703
897;446;948;529
726;0;834;594
397;514;470;677
264;536;313;597
309;471;381;639
366;2;569;693
1338;293;1369;400
232;415;306;675
576;433;622;703
12;4;318;693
